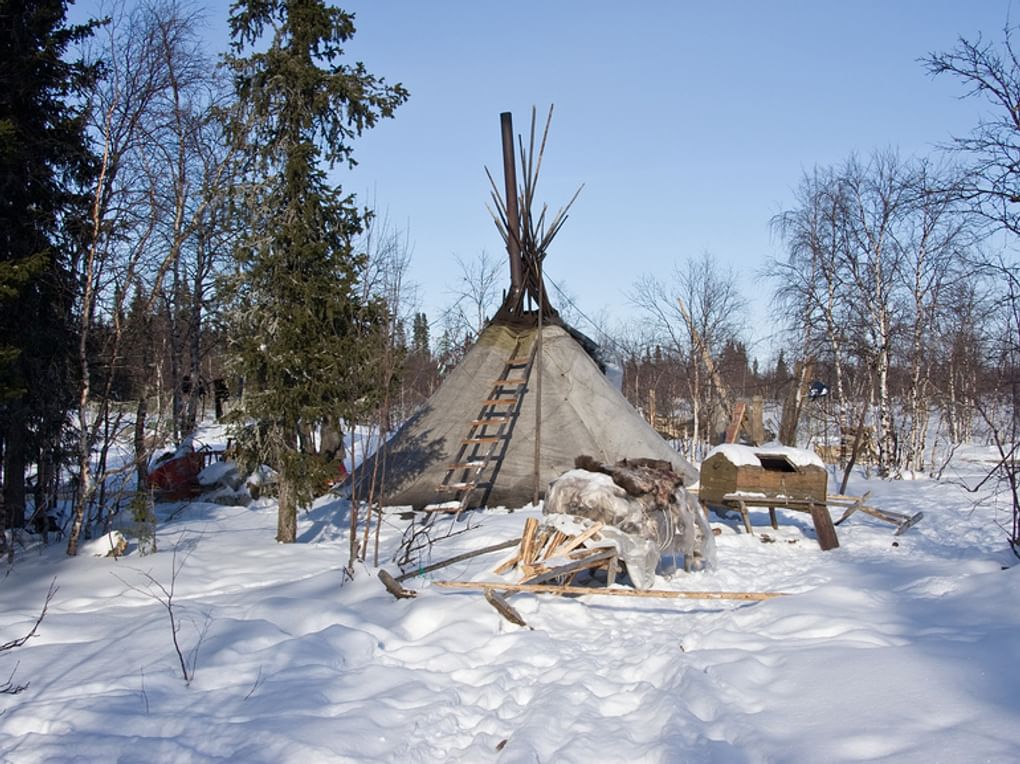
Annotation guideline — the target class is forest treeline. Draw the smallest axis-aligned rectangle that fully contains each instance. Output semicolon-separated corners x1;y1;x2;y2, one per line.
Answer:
2;1;1019;557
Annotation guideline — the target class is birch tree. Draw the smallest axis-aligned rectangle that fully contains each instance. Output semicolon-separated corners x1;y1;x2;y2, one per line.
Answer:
67;0;230;554
895;162;971;472
632;253;747;456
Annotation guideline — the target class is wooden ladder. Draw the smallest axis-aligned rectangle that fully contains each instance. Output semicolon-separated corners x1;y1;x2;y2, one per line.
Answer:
433;337;538;516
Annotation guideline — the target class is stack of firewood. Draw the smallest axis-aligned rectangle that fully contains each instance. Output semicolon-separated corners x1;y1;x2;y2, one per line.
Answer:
493;517;620;587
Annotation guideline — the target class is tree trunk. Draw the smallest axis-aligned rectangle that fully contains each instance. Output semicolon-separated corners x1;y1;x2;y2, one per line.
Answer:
134;395;150;493
34;447;55;539
276;475;297;543
779;360;811;447
320;419;344;462
876;338;895;475
298;421;317;455
2;412;26;529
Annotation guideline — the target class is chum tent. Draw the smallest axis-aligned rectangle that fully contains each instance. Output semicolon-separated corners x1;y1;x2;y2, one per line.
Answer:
350;109;698;511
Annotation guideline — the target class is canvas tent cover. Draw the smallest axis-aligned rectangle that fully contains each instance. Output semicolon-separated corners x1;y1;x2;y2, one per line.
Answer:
353;321;698;510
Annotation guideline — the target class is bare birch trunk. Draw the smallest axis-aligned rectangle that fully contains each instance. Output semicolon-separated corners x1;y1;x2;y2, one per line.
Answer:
779;360;811;447
875;320;895;476
67;102;113;556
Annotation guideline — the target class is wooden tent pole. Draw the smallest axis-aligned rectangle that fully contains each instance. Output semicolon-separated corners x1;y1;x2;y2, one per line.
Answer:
533;262;544;505
500;112;523;302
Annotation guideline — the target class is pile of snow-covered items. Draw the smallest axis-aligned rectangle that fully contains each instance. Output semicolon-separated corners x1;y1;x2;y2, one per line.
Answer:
542;455;715;589
195;459;267;505
148;439;276;506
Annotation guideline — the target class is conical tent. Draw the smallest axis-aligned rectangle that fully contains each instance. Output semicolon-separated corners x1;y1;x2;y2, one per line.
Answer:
355;320;698;510
352;108;697;509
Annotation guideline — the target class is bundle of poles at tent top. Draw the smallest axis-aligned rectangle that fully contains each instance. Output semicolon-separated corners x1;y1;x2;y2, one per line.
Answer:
485;105;583;322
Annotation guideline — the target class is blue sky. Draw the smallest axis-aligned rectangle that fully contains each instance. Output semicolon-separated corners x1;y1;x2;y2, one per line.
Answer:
72;1;1017;359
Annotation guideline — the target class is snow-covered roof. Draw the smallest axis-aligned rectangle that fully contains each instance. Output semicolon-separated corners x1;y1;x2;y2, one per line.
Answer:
705;442;825;470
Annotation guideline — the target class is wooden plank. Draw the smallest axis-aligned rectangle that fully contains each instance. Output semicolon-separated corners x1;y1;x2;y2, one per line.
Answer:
518;518;539;567
893;511;924;536
520;549;617;586
531;527;553;560
420;502;464;513
735;499;754;534
437;481;476;491
834;500;861;525
809;502;840;551
828;491;872;504
557;522;605;555
522;527;553;576
534;531;554;560
492;552;521;575
492;378;527;386
479;398;518;406
392;537;522;583
434;580;788;601
724;402;747;443
446;461;489;470
541;530;568;560
471;417;511;426
461;437;503;445
606;554;619;587
855;504;924;533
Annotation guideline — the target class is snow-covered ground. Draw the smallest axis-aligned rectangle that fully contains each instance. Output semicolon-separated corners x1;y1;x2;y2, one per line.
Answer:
1;435;1018;762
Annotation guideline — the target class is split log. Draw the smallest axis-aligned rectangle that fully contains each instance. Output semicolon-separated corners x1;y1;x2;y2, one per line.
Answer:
556;521;604;555
518;517;540;566
435;580;787;601
520;548;617;586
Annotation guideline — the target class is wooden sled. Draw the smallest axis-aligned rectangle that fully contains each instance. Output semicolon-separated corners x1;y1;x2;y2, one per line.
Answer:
830;493;923;536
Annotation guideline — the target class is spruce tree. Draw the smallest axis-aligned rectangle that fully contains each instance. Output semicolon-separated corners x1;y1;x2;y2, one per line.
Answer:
0;1;98;532
224;1;407;542
412;312;431;358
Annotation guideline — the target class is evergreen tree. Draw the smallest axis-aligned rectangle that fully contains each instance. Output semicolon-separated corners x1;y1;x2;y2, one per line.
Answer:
0;1;98;532
411;311;430;357
774;350;789;383
224;1;407;543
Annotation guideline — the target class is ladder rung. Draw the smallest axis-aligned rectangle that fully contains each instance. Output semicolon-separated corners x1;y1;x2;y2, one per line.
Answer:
472;417;510;426
438;481;488;492
492;378;526;386
506;357;532;365
447;460;488;469
436;479;471;491
480;398;518;406
462;436;502;444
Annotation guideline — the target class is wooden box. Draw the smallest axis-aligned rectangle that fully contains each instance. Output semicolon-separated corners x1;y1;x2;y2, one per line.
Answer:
698;445;827;506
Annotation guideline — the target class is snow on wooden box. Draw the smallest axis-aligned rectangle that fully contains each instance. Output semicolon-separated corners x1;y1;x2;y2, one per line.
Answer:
698;444;827;506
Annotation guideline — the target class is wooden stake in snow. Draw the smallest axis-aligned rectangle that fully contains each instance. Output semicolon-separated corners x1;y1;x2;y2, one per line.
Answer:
484;589;530;628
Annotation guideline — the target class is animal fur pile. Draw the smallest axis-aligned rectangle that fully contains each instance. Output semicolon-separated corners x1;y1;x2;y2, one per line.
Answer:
543;456;716;589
